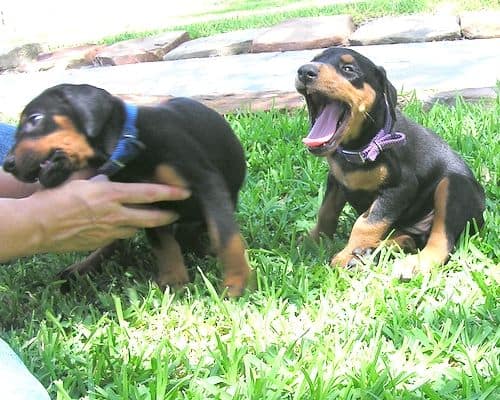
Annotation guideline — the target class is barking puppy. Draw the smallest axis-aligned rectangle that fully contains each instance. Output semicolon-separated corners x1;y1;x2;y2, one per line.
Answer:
3;84;250;296
295;47;485;279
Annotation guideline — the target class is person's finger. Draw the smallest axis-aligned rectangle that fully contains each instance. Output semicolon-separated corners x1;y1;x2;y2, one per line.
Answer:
117;208;180;228
110;183;191;203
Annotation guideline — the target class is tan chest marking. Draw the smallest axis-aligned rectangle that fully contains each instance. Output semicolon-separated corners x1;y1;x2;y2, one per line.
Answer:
328;158;388;192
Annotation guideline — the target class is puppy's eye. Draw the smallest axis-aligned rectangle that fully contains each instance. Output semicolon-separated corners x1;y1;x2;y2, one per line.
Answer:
28;113;44;124
342;65;354;73
24;113;44;130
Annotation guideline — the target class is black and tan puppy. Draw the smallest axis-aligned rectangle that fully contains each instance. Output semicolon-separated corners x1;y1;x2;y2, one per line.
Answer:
3;84;250;296
295;47;485;279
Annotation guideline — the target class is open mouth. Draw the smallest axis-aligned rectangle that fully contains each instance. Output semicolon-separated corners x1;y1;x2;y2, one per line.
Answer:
39;150;63;172
302;96;350;156
19;150;64;183
38;149;73;188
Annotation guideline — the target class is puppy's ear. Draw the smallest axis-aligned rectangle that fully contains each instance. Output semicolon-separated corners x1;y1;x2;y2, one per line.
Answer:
377;66;397;123
58;84;114;137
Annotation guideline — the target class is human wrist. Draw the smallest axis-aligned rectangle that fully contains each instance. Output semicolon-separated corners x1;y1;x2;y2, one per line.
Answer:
22;190;70;254
17;196;46;255
0;197;44;261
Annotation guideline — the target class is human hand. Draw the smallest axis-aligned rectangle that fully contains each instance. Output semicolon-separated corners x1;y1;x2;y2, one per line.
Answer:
27;178;190;254
0;166;97;199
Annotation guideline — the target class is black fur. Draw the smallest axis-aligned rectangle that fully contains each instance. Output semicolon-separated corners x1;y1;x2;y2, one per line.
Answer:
296;48;485;275
4;84;250;295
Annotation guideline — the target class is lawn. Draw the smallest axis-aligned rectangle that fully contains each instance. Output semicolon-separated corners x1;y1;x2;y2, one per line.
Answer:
0;95;498;399
100;0;500;44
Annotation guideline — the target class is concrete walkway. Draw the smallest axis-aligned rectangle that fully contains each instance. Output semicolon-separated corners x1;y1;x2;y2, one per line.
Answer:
1;38;499;117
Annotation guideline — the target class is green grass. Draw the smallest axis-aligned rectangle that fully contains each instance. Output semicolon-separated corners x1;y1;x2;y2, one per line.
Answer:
190;0;308;16
1;97;499;399
100;0;500;44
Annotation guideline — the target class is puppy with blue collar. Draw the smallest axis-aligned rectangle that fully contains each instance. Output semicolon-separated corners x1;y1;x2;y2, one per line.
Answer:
3;84;250;297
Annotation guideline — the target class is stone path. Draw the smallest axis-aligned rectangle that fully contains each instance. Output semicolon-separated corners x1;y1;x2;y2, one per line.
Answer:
0;1;356;51
1;37;498;117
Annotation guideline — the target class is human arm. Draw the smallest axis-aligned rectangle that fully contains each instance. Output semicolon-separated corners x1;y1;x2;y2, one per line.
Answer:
0;179;190;262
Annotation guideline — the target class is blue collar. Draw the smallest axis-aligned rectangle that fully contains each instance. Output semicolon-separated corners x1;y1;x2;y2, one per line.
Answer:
338;95;406;164
97;103;145;176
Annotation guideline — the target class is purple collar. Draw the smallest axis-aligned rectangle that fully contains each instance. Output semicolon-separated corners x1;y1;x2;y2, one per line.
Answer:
337;97;406;164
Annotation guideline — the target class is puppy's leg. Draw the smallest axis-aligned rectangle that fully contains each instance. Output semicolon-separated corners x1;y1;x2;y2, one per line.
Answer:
393;175;485;280
147;226;190;290
175;222;210;256
346;231;418;268
310;174;346;241
200;178;250;297
386;231;417;252
330;181;419;267
58;241;120;280
331;212;391;267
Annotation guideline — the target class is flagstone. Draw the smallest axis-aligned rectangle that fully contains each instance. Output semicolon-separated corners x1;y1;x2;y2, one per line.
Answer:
33;45;103;71
350;15;461;45
164;28;267;60
251;15;354;53
460;11;500;39
94;31;189;66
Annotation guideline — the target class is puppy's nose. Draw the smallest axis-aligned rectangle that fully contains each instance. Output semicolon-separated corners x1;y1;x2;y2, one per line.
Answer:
3;154;16;173
297;63;319;83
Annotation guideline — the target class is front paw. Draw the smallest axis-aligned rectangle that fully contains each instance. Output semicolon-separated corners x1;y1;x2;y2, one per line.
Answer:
157;271;190;291
223;276;247;298
308;226;322;242
331;247;374;269
392;254;434;281
330;250;354;268
348;247;375;268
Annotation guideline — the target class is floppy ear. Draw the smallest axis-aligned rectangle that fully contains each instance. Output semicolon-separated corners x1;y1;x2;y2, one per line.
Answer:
58;84;115;137
377;66;397;123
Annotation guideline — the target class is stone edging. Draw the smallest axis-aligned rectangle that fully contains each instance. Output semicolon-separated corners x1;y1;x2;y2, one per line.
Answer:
116;86;499;116
1;10;499;74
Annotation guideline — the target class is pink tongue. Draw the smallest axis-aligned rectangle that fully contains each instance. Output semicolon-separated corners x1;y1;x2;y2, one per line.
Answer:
302;102;342;148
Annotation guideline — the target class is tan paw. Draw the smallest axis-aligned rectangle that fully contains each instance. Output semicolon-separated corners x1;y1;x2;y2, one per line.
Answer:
157;271;190;291
223;274;248;298
330;250;353;268
392;254;434;281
